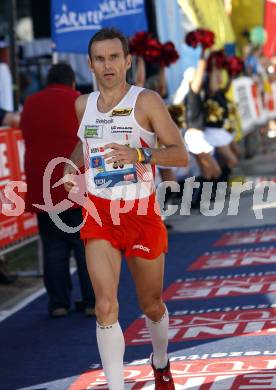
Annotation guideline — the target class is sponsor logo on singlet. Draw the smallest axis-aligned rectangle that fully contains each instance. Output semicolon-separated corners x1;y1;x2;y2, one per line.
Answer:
111;108;133;116
111;126;133;134
95;118;113;124
84;125;103;139
91;147;105;153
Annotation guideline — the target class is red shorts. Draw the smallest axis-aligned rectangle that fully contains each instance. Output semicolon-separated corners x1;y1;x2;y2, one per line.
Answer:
80;193;168;260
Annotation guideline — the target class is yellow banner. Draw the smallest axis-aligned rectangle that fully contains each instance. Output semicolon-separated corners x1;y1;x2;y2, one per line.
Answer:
178;0;236;48
230;0;264;49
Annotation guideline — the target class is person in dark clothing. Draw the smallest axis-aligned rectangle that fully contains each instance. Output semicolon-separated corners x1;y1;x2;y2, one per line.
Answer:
183;50;240;209
203;65;241;180
183;56;222;180
20;63;95;317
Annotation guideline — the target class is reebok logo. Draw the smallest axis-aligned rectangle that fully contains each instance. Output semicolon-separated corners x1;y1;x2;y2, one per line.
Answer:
96;118;113;124
132;244;150;253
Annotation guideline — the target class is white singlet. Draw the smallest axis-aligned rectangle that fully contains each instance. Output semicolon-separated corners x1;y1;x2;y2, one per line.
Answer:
77;85;157;200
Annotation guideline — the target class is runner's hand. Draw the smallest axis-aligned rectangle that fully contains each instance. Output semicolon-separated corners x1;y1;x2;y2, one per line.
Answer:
63;162;79;193
104;143;139;164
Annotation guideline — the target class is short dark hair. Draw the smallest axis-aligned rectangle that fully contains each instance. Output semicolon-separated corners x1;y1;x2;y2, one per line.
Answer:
87;28;129;59
46;63;75;86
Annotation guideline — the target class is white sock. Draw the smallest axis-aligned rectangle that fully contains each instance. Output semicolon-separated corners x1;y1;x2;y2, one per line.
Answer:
145;305;169;369
96;321;125;390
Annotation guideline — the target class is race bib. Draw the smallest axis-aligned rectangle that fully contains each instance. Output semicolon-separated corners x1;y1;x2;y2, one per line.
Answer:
89;141;137;188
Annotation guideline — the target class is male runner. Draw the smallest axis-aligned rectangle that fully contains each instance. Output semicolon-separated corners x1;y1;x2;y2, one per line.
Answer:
64;28;188;389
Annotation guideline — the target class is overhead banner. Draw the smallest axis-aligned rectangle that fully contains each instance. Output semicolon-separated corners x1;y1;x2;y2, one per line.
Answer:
264;0;276;58
51;0;148;54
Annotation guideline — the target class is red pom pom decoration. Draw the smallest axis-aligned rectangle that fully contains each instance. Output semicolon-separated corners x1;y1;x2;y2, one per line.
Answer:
129;31;153;57
185;28;215;50
129;32;179;67
144;38;163;63
158;41;180;67
225;55;244;78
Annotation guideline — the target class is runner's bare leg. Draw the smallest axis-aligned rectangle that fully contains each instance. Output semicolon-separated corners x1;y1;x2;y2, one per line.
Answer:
127;253;169;369
85;239;124;390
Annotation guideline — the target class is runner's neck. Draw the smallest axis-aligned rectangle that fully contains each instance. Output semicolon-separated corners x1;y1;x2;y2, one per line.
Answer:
97;83;131;113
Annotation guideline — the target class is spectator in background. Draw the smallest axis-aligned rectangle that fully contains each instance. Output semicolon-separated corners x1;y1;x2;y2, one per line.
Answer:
178;50;240;209
20;63;95;318
244;45;263;77
0;41;20;128
0;59;13;111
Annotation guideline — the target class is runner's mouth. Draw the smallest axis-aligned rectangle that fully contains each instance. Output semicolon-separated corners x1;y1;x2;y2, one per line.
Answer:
104;73;115;77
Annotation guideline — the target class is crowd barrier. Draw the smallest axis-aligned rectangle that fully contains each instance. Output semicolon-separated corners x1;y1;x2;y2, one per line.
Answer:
230;77;276;136
0;127;38;258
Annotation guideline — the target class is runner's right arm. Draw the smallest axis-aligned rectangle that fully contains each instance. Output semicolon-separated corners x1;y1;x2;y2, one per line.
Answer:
63;94;89;192
66;140;84;169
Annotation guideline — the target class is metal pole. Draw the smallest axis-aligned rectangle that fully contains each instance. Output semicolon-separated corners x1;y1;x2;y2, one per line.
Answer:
7;0;19;110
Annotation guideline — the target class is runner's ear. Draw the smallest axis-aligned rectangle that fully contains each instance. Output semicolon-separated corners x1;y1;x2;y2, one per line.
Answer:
126;54;132;71
88;57;94;73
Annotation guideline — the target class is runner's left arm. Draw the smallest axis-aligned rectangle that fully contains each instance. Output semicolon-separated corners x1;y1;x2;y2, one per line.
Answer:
142;90;189;167
104;90;189;167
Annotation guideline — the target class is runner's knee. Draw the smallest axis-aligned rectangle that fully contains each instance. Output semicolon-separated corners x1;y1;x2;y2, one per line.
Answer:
95;298;119;322
139;297;164;321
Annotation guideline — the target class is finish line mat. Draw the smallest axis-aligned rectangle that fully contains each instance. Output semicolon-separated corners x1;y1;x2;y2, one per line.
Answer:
2;225;276;390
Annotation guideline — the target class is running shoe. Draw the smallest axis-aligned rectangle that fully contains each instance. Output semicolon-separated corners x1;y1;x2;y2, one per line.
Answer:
150;354;175;389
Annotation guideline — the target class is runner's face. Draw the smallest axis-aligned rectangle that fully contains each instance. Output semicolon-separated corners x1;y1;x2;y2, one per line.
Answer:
89;38;131;88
